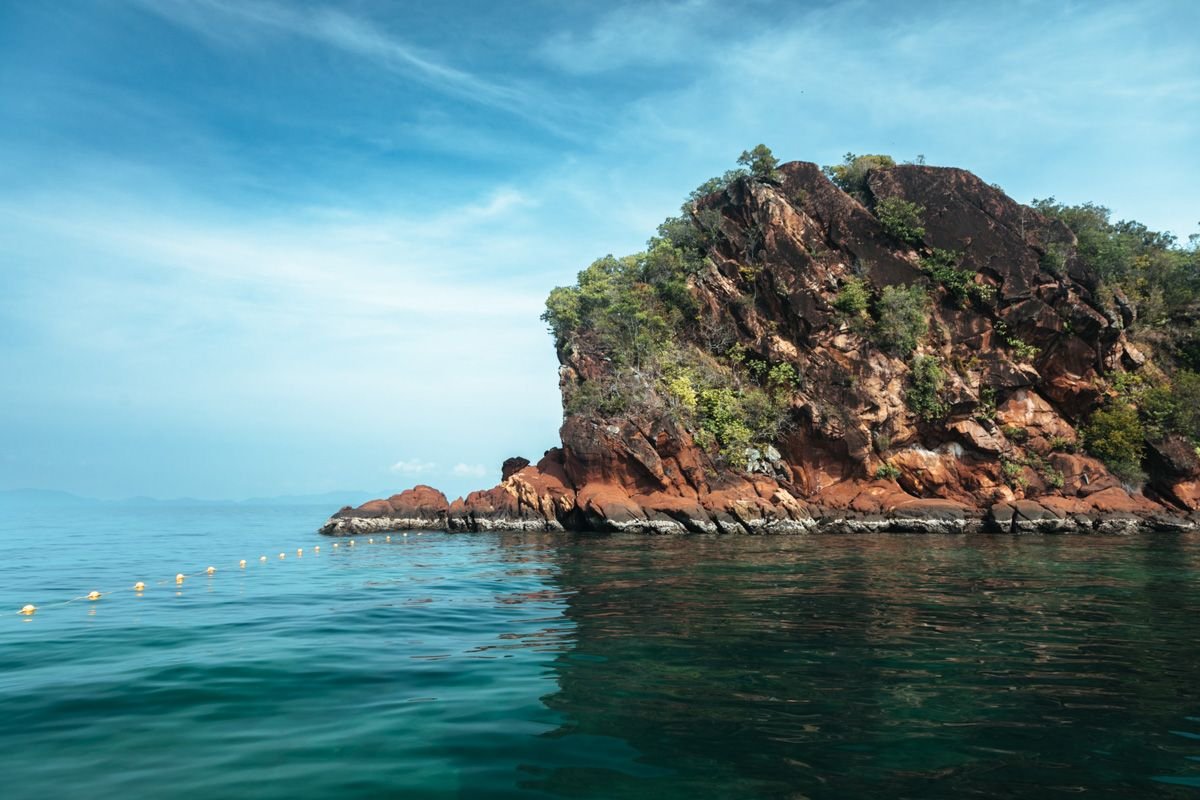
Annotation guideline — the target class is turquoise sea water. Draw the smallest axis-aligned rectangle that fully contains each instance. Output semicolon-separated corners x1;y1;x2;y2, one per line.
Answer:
2;506;1199;798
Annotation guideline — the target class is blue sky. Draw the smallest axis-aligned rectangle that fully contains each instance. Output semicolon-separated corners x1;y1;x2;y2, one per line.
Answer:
1;0;1197;500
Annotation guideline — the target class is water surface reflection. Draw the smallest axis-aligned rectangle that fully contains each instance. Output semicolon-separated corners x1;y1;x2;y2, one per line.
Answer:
523;534;1200;798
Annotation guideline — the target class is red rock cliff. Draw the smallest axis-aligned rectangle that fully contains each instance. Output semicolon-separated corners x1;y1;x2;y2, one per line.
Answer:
323;161;1198;535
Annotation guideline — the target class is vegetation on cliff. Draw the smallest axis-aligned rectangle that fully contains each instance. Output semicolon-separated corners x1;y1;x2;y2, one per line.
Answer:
1029;198;1200;477
542;146;805;468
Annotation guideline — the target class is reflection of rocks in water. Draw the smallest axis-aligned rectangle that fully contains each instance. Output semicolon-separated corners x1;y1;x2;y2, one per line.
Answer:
494;589;573;605
522;535;1200;798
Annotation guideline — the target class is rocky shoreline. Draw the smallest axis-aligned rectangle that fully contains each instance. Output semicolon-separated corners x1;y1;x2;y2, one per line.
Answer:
318;474;1195;537
319;507;1193;536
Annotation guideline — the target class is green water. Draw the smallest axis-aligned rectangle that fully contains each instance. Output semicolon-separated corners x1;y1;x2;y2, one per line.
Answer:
1;506;1199;798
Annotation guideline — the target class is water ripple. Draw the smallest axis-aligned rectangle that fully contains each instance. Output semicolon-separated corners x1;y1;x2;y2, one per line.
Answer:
1;509;1199;798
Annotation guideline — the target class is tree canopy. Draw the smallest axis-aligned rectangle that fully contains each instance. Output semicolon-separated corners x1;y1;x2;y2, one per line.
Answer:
737;144;780;181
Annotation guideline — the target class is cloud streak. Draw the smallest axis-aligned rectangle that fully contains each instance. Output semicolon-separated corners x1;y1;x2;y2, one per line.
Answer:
3;0;1197;500
135;0;592;139
538;0;718;75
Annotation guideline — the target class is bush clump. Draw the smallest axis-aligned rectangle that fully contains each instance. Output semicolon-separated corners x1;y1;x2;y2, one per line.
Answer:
875;462;901;480
655;344;797;468
921;248;995;304
833;277;870;316
665;374;698;413
1001;424;1028;442
822;153;895;201
565;377;635;417
1001;458;1029;490
873;284;930;357
1169;371;1200;442
697;388;754;459
875;197;926;246
993;320;1041;362
1082;403;1145;484
767;362;801;392
1044;467;1066;490
1048;435;1076;452
1039;243;1068;276
906;355;950;421
1104;369;1200;447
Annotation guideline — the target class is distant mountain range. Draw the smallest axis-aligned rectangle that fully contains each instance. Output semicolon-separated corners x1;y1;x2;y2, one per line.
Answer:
0;488;379;510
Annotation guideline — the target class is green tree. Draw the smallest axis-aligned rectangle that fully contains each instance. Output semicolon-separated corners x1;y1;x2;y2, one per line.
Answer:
1032;197;1200;327
737;144;781;181
542;285;581;342
540;249;692;369
688;169;748;203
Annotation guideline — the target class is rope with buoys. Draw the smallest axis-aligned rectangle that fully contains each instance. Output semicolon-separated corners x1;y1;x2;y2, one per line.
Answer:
8;532;422;617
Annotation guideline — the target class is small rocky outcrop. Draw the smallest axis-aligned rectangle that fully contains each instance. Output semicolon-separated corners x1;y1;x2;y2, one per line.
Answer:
322;159;1198;536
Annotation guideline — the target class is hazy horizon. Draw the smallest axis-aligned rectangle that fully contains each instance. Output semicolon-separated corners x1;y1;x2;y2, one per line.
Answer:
3;0;1198;501
0;486;383;505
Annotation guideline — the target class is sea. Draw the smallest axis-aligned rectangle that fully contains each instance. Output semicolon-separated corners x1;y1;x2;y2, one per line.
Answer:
1;503;1199;799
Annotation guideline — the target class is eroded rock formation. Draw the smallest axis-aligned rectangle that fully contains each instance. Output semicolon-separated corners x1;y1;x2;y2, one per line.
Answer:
322;160;1199;535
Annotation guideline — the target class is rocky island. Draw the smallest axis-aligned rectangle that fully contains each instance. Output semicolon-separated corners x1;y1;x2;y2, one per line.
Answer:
322;150;1200;536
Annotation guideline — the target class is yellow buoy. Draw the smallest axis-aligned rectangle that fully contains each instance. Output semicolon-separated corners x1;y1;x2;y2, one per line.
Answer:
297;548;303;557
206;566;216;575
386;536;391;542
133;582;145;592
368;538;374;544
20;604;36;615
349;540;355;547
176;573;185;584
332;542;339;548
87;591;102;601
314;545;320;553
260;555;267;562
279;553;286;559
239;559;247;568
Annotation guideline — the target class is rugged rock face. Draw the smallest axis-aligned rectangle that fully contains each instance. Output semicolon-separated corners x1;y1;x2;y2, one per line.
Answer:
322;161;1198;536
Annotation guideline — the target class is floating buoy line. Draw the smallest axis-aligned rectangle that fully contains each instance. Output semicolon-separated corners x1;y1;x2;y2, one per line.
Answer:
9;535;409;618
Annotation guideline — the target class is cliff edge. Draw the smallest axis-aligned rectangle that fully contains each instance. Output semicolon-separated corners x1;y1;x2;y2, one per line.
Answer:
323;154;1200;535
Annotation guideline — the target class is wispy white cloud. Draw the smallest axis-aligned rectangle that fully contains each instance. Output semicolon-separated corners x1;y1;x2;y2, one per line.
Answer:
584;0;1200;236
391;458;436;475
134;0;591;138
538;0;718;75
0;185;548;321
4;0;1198;500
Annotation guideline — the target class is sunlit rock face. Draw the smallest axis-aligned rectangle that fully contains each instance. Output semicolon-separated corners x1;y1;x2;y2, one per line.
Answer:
323;161;1198;535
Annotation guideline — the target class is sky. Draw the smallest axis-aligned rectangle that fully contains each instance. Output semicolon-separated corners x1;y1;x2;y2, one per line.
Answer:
1;0;1198;501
